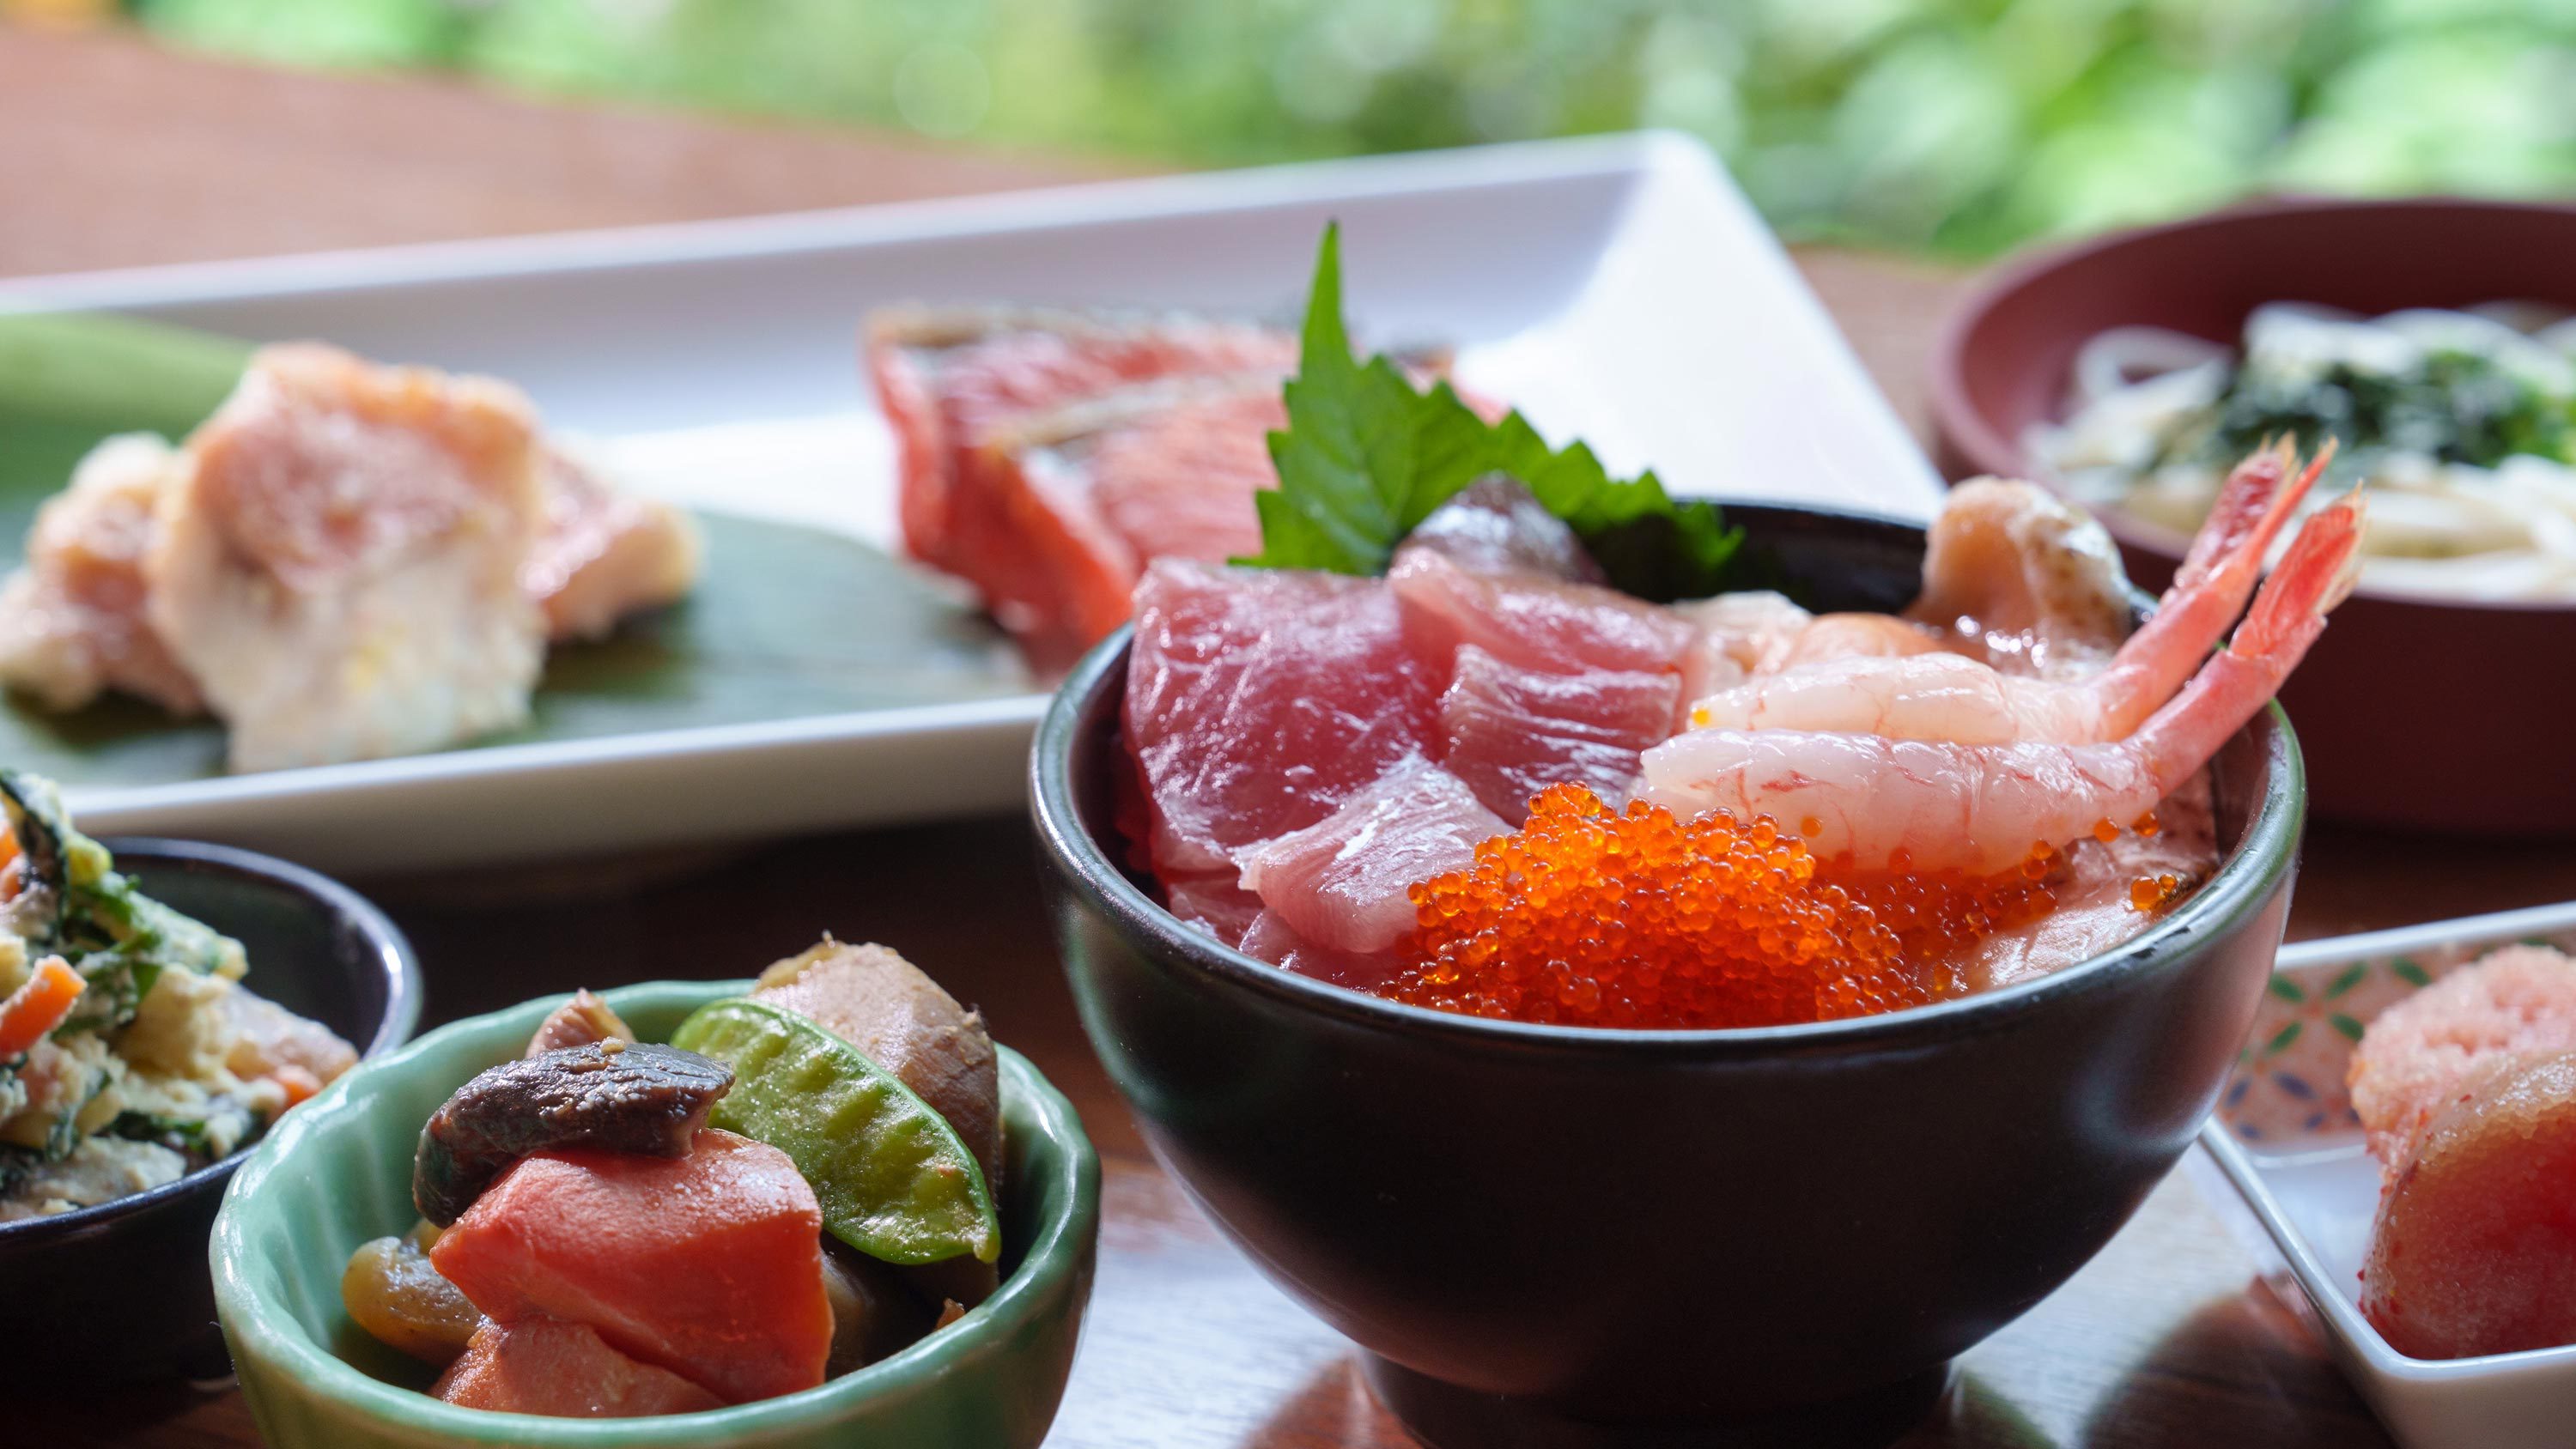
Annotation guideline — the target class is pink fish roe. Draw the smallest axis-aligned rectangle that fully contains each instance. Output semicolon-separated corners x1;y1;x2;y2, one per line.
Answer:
2362;1051;2576;1360
2348;945;2576;1173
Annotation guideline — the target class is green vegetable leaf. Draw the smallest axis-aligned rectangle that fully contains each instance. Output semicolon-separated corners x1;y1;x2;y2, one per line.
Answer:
1;768;244;1039
1240;224;1744;599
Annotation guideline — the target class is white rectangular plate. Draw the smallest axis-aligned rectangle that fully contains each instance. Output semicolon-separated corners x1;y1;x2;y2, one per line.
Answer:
2197;900;2576;1449
0;132;1941;873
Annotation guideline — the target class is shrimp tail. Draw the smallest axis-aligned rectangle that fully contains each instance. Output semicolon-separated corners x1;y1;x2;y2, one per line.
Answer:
2232;491;2366;663
2092;440;2332;737
2133;492;2366;783
2173;437;2331;591
2172;437;2285;588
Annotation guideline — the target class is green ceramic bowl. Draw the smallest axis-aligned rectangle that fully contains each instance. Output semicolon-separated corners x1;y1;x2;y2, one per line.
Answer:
210;981;1100;1449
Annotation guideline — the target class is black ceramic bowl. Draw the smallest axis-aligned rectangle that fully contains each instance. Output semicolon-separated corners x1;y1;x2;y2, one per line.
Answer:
1031;504;2306;1447
0;838;419;1387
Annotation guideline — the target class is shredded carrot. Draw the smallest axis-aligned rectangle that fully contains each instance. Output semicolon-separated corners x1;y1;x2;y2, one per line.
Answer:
0;826;20;903
0;957;84;1058
269;1064;325;1108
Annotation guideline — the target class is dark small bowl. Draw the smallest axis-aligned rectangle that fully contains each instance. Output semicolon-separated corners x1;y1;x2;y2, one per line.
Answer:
1930;195;2576;836
0;838;420;1386
1030;505;2306;1447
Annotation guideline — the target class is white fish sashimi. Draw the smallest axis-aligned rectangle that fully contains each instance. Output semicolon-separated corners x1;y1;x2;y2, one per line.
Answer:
148;345;550;773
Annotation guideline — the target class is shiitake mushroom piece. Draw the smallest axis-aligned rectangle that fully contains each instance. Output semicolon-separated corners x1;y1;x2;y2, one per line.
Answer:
411;1040;732;1227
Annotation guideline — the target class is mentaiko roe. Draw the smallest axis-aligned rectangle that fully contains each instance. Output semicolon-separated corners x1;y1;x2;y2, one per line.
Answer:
1384;785;2069;1028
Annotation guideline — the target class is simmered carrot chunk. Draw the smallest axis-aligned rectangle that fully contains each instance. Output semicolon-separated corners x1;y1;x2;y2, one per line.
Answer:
433;1316;723;1418
429;1129;830;1404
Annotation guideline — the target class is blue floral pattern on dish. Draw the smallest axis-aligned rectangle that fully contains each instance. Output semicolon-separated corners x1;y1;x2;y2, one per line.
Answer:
2223;929;2576;1147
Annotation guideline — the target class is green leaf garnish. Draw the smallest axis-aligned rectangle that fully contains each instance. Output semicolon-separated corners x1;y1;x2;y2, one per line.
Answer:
1240;224;1744;600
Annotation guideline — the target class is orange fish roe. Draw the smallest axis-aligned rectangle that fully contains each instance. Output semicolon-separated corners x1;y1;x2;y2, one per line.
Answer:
1383;785;2062;1029
2128;874;2184;912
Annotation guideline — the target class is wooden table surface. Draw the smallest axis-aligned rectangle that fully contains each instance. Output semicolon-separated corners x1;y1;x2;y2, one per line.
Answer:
11;22;2567;1449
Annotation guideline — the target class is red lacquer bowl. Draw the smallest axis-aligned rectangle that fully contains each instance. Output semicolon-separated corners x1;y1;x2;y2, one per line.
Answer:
1931;196;2576;837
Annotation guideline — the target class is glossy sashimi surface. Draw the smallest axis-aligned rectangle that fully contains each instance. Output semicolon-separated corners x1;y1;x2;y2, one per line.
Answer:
1237;910;1406;991
1395;476;1607;585
1235;761;1507;955
1391;548;1693;678
1126;482;1707;984
1125;559;1437;877
1164;874;1263;949
1438;645;1680;822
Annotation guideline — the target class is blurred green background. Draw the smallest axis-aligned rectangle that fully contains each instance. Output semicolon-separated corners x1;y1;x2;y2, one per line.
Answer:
89;0;2576;257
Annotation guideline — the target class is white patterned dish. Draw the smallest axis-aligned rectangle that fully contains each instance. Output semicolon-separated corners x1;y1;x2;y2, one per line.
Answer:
2199;900;2576;1449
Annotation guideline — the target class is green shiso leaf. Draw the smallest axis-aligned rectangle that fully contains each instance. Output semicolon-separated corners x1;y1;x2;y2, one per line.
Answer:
1239;224;1744;600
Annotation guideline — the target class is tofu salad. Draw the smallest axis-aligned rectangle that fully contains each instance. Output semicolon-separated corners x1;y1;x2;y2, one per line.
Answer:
0;771;354;1220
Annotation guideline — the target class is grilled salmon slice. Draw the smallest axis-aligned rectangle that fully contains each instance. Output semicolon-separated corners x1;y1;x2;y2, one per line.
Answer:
954;373;1284;670
867;306;1294;572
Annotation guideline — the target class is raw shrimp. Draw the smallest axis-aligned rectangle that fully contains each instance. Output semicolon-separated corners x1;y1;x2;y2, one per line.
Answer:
1773;612;1953;670
1686;443;2324;745
1906;474;2135;677
1637;493;2363;874
1673;591;1812;701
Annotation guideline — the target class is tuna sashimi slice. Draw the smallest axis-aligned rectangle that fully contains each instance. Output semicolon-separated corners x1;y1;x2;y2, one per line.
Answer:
1391;548;1692;679
1126;560;1436;876
434;1316;724;1418
430;1128;830;1405
1439;646;1680;822
1166;876;1263;948
1236;761;1506;955
1238;910;1405;991
1393;476;1604;585
945;432;1142;670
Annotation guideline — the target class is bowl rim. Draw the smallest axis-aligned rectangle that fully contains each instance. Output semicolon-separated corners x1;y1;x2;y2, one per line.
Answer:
1928;191;2576;616
210;979;1100;1446
1031;555;2306;1058
0;835;422;1244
